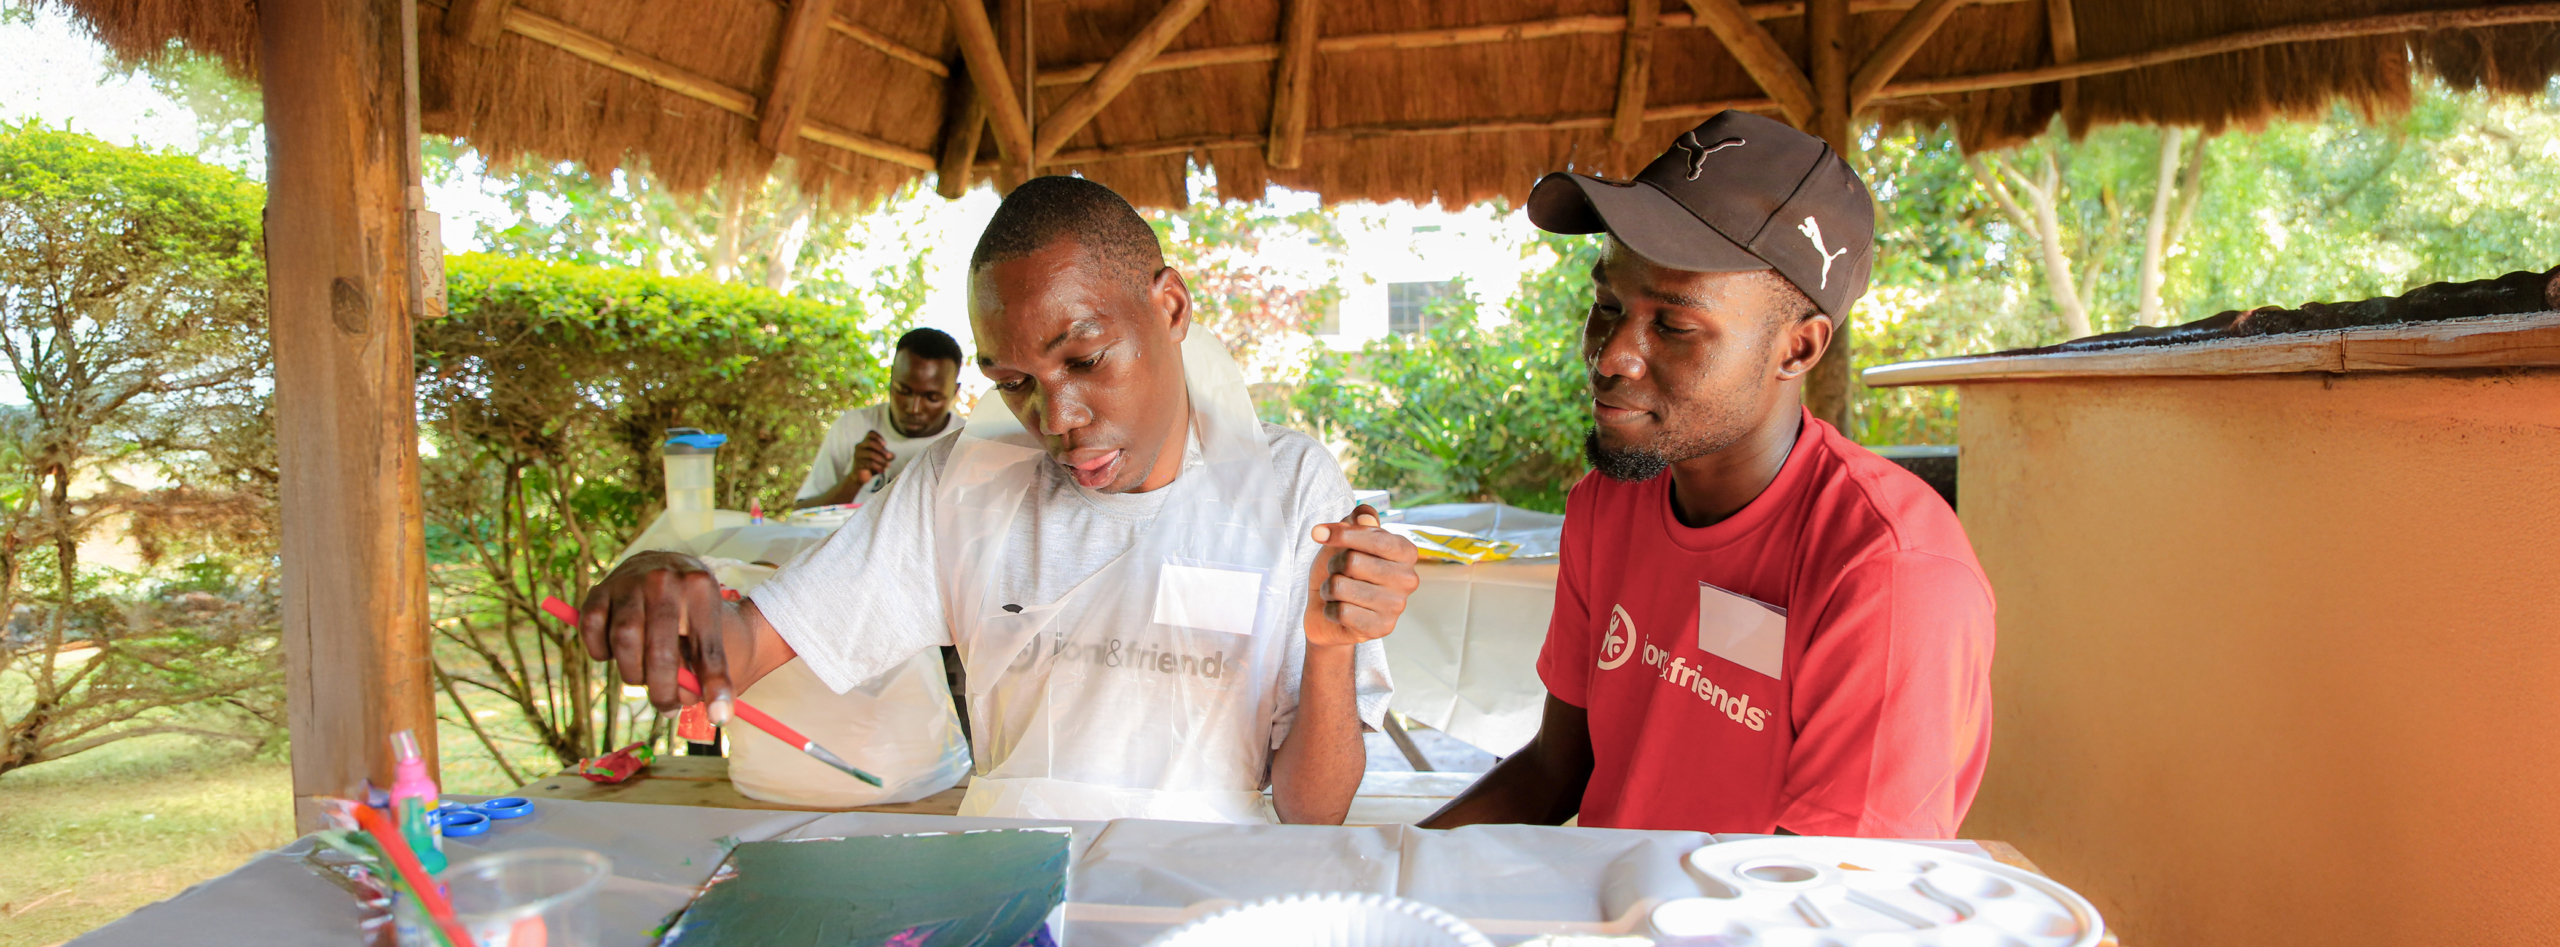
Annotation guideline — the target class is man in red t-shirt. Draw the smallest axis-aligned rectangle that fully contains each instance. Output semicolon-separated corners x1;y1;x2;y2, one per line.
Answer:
1421;111;1994;838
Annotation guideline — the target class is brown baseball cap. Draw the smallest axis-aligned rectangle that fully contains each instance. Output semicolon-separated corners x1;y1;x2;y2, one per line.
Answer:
1528;110;1874;317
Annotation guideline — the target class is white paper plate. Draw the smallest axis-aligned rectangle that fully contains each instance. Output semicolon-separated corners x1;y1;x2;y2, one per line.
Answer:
1142;891;1495;947
1655;837;2107;947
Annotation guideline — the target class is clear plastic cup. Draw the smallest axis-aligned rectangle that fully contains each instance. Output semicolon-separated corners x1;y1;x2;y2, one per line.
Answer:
398;848;612;947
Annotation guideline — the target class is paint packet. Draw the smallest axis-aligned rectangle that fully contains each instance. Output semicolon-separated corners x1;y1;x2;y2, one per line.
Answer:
1383;523;1521;564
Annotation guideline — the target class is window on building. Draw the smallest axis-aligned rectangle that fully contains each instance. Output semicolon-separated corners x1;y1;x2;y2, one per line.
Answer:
1388;280;1459;336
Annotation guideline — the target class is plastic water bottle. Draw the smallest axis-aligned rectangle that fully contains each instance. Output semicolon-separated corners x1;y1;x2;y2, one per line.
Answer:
663;428;728;539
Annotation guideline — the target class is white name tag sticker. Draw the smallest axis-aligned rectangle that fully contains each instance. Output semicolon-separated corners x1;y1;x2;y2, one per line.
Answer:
1698;582;1788;680
1154;564;1265;637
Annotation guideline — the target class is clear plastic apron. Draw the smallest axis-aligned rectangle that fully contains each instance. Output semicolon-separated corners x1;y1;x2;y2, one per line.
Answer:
934;332;1295;823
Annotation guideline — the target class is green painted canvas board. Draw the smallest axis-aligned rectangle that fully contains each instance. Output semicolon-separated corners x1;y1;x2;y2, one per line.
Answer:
660;828;1069;947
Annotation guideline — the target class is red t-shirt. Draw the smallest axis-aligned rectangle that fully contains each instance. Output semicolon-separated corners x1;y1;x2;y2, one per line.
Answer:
1537;409;1995;838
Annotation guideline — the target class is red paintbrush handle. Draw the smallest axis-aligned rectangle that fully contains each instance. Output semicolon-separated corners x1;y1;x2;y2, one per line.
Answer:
539;597;805;747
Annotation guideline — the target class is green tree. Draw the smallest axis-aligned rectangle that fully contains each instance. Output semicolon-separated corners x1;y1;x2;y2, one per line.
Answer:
419;254;899;776
432;143;934;315
0;122;280;774
1143;192;1345;407
1295;231;1594;513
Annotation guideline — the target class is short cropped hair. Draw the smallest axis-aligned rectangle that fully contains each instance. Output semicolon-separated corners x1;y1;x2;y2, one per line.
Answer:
968;175;1164;285
894;326;964;365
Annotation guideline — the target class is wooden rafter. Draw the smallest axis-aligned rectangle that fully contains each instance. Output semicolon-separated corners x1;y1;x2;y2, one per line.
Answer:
1807;0;1851;150
1851;0;1968;110
1890;2;2560;98
1033;0;1210;164
1018;96;1779;168
936;67;985;197
1265;0;1323;169
1610;0;1660;152
829;17;947;76
1683;0;1817;126
1027;0;2042;88
942;0;1036;180
2046;0;2078;122
757;0;843;154
500;6;936;169
443;0;511;47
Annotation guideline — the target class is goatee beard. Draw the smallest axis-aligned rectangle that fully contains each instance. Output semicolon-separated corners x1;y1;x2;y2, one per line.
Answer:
1585;429;1671;483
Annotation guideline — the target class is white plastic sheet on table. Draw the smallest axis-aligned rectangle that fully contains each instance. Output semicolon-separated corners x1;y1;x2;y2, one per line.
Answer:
1383;504;1566;757
66;796;2067;947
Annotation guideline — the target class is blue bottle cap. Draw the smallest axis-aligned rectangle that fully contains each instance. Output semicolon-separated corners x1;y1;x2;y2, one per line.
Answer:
475;797;534;820
439;811;491;837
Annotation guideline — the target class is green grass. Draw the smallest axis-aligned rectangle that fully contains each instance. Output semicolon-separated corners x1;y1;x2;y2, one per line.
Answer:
0;735;293;947
0;684;586;946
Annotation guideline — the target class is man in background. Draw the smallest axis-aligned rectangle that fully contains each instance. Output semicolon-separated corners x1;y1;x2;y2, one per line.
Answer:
794;327;965;508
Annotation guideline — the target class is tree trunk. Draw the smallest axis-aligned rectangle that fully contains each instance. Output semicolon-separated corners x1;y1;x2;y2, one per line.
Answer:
709;180;750;282
2136;127;2184;325
1973;152;2093;340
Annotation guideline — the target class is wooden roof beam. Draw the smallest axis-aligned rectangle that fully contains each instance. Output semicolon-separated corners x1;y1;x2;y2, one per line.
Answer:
1610;0;1661;160
1883;2;2560;98
830;17;948;77
500;6;935;170
1849;0;1968;111
444;0;511;46
942;0;1037;180
1683;0;1817;127
936;67;986;197
2046;0;2079;125
757;0;843;154
1028;0;2041;87
1033;0;1210;164
1265;0;1322;169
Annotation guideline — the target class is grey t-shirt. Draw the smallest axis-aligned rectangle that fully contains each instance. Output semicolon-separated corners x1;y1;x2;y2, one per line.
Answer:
752;422;1392;750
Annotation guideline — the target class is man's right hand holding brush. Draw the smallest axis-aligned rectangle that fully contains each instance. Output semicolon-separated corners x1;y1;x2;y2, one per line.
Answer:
577;551;800;726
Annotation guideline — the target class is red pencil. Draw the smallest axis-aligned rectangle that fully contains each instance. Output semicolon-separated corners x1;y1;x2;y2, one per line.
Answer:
539;596;882;786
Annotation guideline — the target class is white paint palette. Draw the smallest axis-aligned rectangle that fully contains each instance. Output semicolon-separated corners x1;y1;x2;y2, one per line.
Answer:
1652;838;2105;947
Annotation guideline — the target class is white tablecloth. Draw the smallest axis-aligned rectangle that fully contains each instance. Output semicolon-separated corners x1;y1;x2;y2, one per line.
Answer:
65;796;2007;947
618;503;1565;760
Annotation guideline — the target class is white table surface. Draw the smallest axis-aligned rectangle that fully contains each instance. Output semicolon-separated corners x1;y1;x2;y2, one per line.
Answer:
65;795;2004;947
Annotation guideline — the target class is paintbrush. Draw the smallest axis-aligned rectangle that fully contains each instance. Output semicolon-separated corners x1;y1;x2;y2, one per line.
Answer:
351;801;475;947
540;596;884;787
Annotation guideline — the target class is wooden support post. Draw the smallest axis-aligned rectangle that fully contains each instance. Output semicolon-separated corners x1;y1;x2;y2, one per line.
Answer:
1034;0;1208;164
442;0;510;46
1850;0;1965;109
1610;0;1660;173
935;66;985;197
261;0;437;831
757;0;843;154
942;0;1034;189
1683;0;1816;127
1803;0;1856;434
1264;0;1322;170
1806;0;1851;152
2046;0;2078;127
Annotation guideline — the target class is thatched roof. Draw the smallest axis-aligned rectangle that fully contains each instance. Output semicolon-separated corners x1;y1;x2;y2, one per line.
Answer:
46;0;2560;209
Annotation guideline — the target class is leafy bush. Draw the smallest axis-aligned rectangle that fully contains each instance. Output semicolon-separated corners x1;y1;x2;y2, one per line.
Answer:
0;123;281;775
419;253;900;774
1295;232;1596;514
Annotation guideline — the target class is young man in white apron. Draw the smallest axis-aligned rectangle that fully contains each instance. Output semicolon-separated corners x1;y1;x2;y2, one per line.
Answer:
579;176;1421;825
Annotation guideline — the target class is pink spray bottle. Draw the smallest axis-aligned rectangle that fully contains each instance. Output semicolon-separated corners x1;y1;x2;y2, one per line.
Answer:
388;729;447;874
